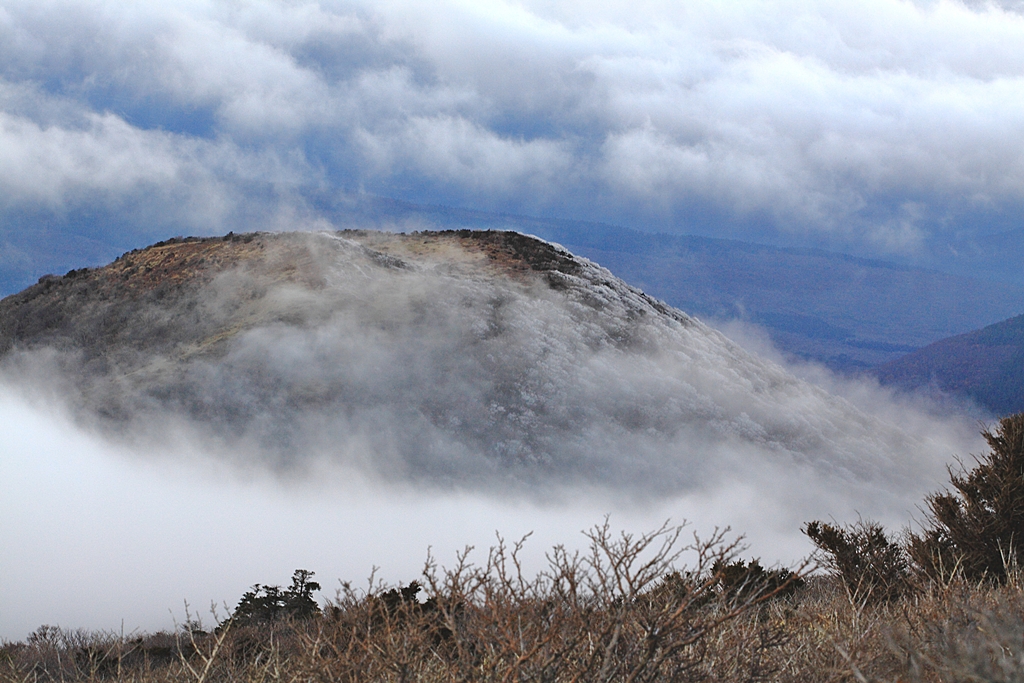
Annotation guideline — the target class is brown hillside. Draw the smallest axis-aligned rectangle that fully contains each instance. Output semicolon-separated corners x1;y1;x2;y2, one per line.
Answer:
875;313;1024;415
0;229;591;363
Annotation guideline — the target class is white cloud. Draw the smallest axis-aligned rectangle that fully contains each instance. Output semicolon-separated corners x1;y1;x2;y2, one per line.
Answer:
0;109;184;204
3;0;1024;252
0;99;320;237
357;114;574;198
0;380;862;642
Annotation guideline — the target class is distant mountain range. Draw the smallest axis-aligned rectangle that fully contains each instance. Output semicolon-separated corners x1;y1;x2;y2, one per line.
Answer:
876;314;1024;416
928;228;1024;288
5;193;1023;373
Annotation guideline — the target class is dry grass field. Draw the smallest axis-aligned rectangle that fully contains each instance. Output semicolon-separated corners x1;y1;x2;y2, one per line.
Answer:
6;524;1024;683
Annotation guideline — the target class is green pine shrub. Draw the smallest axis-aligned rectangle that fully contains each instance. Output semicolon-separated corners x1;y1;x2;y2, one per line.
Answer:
232;570;321;624
909;413;1024;583
713;559;806;603
806;413;1024;596
804;519;911;603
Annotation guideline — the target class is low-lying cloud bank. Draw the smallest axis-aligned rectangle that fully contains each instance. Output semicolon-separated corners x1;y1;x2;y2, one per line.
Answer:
0;366;981;643
3;0;1024;283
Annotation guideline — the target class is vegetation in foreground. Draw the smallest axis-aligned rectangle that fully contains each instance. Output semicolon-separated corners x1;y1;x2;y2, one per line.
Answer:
6;415;1024;682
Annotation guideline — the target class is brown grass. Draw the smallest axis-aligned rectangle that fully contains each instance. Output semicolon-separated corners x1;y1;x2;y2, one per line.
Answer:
7;522;1024;682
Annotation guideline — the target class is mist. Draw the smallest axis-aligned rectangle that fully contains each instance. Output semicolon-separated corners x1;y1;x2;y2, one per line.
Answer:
0;231;986;643
0;370;981;643
1;232;976;497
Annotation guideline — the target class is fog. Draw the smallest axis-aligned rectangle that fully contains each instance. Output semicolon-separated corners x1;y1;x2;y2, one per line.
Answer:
0;232;986;642
0;373;981;643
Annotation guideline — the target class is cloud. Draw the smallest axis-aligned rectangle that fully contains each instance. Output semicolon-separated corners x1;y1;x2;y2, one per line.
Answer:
0;109;192;205
0;78;322;232
1;0;1024;265
0;383;654;641
356;114;574;198
2;231;967;500
0;377;868;642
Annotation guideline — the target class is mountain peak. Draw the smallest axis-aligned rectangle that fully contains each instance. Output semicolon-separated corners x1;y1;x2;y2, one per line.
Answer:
0;229;947;504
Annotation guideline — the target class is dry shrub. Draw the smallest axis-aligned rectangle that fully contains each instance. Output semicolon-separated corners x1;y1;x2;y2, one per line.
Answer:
318;520;801;682
12;562;1024;682
0;622;204;683
813;572;1024;682
1;520;801;683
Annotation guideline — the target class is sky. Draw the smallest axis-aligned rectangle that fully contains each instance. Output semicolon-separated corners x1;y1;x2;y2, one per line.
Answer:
2;0;1024;286
1;0;1020;641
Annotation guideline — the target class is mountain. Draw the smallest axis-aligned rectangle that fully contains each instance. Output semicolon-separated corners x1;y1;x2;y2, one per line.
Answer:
522;229;1024;372
875;314;1024;416
0;229;947;500
7;194;1023;374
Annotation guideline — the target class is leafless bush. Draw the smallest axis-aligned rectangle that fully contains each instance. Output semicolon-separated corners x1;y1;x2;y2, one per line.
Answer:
14;550;1024;682
314;519;802;682
1;520;803;683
